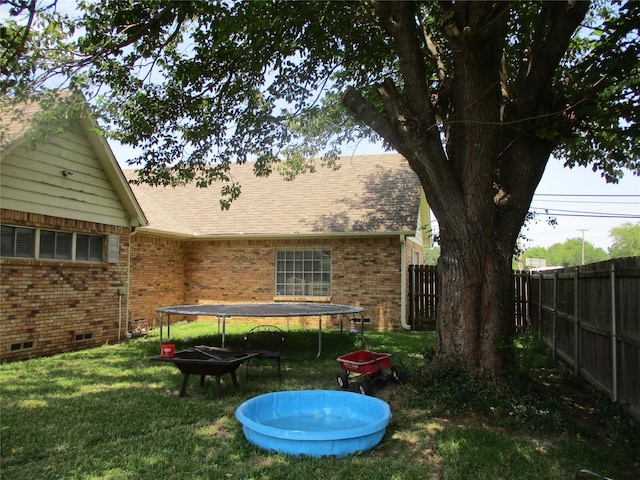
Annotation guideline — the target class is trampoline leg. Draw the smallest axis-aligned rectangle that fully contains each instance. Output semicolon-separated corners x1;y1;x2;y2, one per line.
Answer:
317;315;322;358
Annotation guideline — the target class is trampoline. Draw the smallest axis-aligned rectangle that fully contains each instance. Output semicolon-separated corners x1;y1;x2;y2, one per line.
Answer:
156;302;364;357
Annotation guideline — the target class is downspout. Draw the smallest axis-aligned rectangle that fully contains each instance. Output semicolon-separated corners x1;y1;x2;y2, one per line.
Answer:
400;234;411;330
119;226;137;342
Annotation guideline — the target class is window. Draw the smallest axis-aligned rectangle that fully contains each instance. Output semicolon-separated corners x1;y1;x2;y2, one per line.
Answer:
276;249;331;297
76;234;103;262
10;340;34;351
1;225;108;263
39;230;72;260
1;226;35;258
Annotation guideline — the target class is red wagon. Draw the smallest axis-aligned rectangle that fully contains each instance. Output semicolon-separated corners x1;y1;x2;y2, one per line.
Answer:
336;349;405;395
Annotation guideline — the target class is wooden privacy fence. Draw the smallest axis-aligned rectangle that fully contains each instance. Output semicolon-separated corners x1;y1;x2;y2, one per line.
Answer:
408;258;639;419
408;264;438;330
408;265;530;330
528;257;640;421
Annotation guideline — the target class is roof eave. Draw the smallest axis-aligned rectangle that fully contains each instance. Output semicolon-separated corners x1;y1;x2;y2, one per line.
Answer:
136;229;417;241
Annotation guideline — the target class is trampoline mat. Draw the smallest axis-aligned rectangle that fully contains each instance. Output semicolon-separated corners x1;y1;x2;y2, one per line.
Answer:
156;302;363;317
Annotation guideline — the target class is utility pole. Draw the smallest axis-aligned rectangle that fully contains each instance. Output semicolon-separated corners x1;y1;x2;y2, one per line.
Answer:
578;229;588;265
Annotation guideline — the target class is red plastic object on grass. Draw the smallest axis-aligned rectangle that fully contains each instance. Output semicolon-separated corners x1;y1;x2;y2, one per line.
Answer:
337;350;391;376
161;344;175;358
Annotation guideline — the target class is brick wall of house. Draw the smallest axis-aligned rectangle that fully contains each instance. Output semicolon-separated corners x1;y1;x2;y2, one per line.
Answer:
406;237;423;266
0;209;132;361
128;234;186;328
130;235;406;331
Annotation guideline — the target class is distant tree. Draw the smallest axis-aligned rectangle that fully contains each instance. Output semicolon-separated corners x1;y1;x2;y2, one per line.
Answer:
423;247;440;266
526;238;608;267
609;222;640;258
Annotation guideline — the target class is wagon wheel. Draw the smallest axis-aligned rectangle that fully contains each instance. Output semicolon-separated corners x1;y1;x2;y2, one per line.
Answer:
336;371;349;390
391;366;407;384
357;378;372;395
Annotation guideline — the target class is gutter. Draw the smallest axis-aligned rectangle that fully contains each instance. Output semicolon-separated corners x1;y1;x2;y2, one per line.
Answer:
134;228;416;241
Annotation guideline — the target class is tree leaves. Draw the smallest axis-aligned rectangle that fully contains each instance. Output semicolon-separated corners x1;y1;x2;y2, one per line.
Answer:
3;1;638;192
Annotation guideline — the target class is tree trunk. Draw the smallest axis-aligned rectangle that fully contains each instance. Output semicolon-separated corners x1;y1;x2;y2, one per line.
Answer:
435;229;516;373
342;1;588;375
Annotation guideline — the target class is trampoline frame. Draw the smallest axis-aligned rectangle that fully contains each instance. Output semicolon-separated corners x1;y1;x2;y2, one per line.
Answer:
156;302;365;357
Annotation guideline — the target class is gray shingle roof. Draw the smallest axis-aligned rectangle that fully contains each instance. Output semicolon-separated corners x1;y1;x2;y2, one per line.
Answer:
125;153;422;238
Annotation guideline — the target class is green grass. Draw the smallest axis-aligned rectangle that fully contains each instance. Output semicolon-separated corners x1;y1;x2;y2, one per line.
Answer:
1;323;638;480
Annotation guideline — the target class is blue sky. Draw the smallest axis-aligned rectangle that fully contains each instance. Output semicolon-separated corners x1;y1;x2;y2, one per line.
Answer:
526;159;639;251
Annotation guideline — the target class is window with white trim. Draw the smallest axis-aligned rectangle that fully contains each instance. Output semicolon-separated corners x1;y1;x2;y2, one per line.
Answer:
1;225;105;262
275;249;331;297
76;234;104;262
40;230;72;260
1;225;35;258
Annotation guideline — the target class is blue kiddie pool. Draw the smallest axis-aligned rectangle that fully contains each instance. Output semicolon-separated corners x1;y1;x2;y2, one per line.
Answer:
235;390;392;457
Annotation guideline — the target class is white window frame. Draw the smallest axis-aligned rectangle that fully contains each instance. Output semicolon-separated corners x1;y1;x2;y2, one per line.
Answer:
0;225;105;263
275;248;332;297
0;225;36;258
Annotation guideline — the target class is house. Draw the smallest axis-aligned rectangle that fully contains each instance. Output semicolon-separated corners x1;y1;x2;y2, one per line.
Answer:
1;95;428;361
125;154;429;331
0;97;147;361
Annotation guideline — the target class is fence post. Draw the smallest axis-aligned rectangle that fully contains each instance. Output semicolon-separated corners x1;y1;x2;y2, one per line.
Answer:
552;271;558;362
610;263;618;402
537;274;542;339
574;268;579;376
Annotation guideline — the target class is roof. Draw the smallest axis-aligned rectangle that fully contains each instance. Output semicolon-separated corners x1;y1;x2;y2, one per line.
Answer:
125;153;423;238
0;99;40;149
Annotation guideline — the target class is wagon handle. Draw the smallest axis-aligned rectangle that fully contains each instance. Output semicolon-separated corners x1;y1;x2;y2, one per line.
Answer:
359;334;387;372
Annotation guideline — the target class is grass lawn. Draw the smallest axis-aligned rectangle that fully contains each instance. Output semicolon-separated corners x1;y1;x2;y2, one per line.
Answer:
1;322;638;480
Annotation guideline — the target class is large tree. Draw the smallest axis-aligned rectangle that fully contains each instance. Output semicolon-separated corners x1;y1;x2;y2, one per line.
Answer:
3;1;639;373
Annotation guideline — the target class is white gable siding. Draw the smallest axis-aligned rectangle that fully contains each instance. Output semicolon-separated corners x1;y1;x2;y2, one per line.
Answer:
1;123;133;227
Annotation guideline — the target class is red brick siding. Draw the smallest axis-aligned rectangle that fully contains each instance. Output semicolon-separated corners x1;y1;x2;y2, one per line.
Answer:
1;209;131;361
128;234;186;327
129;234;406;331
406;238;423;266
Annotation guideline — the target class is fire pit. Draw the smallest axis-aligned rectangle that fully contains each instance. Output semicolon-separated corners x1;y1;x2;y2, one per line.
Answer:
150;346;257;397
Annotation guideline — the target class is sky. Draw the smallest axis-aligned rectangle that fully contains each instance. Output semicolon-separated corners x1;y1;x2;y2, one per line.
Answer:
111;139;639;252
523;159;639;251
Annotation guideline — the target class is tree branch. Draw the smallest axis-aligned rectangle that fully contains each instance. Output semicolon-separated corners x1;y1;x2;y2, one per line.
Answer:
341;86;400;145
373;1;438;133
518;1;590;115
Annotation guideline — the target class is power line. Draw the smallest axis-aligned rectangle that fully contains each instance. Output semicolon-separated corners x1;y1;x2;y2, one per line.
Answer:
529;208;640;219
533;199;639;205
534;194;639;197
